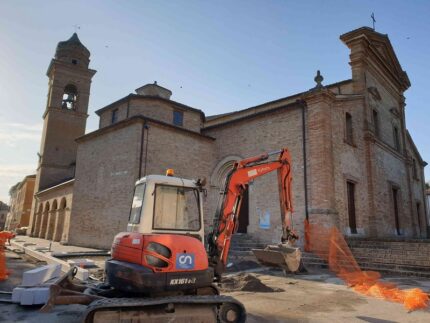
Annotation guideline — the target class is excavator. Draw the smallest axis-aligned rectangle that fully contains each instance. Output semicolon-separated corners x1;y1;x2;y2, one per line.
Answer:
42;148;300;322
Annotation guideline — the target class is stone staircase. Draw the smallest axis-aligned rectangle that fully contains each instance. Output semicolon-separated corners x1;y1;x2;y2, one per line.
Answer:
302;238;430;278
228;233;267;261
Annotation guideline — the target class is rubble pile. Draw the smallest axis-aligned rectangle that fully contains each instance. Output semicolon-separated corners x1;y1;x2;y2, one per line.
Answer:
221;273;283;293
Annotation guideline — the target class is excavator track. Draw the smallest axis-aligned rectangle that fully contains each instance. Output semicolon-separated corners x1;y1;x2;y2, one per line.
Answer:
83;295;246;323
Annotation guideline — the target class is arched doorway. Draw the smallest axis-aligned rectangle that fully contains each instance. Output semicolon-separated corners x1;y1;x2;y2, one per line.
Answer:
211;156;249;233
33;203;43;236
39;202;50;238
53;198;66;242
45;200;58;240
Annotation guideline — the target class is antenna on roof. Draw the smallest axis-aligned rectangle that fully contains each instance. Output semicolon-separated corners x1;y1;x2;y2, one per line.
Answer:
371;12;376;31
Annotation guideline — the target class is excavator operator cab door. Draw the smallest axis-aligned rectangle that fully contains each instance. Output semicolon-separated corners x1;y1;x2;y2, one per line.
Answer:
127;175;205;243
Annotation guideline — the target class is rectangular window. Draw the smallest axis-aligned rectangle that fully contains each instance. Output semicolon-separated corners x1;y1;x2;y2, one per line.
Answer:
372;109;379;138
347;181;357;234
153;185;200;231
345;112;353;145
393;126;400;151
173;110;183;126
392;187;400;235
111;109;119;124
129;183;146;224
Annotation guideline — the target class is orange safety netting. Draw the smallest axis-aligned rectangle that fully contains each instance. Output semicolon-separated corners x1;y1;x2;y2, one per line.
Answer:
0;231;15;281
304;220;429;311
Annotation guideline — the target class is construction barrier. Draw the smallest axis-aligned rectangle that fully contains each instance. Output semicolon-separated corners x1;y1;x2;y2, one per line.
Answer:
304;220;429;311
0;231;16;281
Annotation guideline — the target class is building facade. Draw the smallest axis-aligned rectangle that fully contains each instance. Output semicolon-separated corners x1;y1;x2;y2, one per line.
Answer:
27;27;427;249
0;201;9;230
5;175;35;231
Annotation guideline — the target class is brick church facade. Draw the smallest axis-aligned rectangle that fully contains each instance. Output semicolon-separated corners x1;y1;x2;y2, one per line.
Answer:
27;27;428;249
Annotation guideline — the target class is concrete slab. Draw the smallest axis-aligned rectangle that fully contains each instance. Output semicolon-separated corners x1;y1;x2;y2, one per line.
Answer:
22;264;61;286
11;287;24;303
18;287;50;305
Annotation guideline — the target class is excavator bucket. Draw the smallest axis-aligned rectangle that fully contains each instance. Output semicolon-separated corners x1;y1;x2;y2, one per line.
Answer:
252;244;302;273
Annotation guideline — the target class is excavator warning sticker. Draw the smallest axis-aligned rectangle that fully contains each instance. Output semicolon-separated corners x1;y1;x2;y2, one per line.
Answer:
176;253;195;269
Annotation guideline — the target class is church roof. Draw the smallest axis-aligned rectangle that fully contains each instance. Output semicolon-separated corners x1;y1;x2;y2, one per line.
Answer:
340;27;410;91
56;33;90;57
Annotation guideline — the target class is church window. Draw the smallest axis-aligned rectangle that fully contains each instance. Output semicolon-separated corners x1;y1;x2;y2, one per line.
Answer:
393;126;400;151
62;84;77;110
392;186;401;235
72;59;78;65
111;109;119;124
346;181;357;234
173;110;183;126
345;112;353;144
372;109;379;138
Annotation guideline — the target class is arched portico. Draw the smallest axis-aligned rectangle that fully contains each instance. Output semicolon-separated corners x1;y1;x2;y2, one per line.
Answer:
45;199;58;240
38;202;50;238
53;198;67;242
32;203;43;237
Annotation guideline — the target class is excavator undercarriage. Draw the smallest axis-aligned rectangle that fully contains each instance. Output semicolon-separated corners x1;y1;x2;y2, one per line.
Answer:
42;267;246;323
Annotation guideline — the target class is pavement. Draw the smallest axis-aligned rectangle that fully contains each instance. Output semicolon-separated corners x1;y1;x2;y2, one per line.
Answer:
0;237;429;322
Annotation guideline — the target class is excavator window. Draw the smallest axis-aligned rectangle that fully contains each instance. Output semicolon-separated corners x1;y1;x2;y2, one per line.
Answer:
129;183;146;224
153;185;201;231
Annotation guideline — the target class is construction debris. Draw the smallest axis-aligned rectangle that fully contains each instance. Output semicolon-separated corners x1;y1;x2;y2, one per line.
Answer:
221;273;284;293
67;258;95;268
9;239;90;281
52;251;110;258
12;286;50;305
22;264;61;286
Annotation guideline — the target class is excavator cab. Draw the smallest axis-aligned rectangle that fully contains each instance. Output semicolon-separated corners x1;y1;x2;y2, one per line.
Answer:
106;174;214;294
126;174;205;242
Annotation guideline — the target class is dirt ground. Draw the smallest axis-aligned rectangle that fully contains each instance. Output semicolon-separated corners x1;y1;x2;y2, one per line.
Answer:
1;250;429;322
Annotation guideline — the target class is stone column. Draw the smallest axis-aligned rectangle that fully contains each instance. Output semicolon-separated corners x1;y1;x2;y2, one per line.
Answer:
45;209;57;240
60;208;71;244
53;209;65;242
38;210;49;238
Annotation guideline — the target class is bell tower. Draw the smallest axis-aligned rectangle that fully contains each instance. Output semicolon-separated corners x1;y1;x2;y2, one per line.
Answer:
36;33;96;191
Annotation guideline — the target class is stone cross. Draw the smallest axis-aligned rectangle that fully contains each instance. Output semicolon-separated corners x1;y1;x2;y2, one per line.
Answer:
371;13;376;30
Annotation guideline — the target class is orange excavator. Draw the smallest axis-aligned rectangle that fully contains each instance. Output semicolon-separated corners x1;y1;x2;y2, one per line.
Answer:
43;148;299;322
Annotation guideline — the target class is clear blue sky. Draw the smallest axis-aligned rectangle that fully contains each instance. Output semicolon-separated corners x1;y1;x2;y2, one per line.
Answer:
0;0;429;202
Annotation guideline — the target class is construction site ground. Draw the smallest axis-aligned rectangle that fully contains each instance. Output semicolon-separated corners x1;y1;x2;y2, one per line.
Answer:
1;237;430;322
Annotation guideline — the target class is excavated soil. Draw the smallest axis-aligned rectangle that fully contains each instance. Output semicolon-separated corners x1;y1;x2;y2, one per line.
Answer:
221;273;284;293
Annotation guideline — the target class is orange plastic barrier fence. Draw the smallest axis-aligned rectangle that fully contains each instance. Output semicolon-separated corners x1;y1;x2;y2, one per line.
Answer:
0;231;15;281
304;220;429;311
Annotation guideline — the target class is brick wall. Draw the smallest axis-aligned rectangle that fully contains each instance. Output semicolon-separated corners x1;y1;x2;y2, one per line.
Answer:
204;105;306;245
68;123;142;248
98;97;203;132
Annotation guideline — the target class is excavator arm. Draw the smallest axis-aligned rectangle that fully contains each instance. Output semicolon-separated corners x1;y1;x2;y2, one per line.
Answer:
207;148;298;278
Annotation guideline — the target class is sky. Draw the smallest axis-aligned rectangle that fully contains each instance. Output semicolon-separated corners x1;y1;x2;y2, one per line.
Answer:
0;0;429;202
